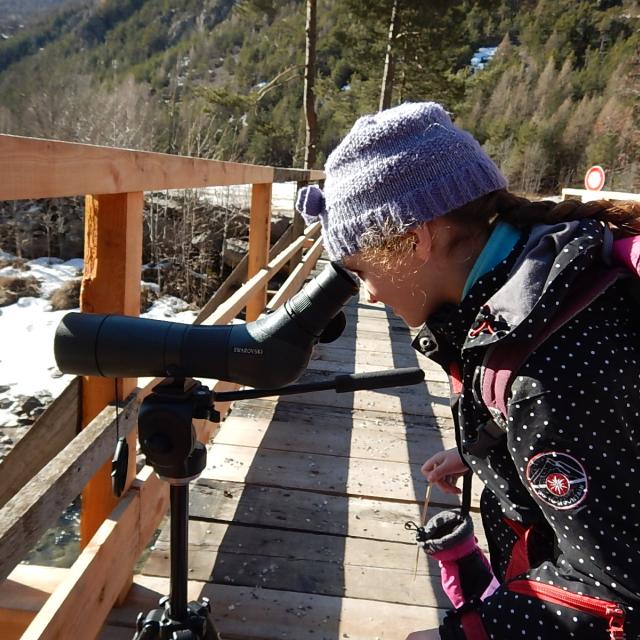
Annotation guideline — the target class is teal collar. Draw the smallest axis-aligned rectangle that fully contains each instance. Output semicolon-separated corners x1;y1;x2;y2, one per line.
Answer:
462;221;521;299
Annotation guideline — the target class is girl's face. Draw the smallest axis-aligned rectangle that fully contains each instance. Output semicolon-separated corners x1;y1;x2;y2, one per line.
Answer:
341;219;484;328
342;250;433;328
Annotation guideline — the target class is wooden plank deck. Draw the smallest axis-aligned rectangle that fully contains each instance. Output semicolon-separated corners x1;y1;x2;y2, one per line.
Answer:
101;264;484;639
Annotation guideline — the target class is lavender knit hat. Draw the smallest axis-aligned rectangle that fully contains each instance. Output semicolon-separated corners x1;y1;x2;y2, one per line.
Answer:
295;102;507;261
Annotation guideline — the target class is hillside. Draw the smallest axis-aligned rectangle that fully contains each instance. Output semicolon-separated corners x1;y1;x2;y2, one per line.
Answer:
459;0;640;193
0;0;87;34
0;0;638;192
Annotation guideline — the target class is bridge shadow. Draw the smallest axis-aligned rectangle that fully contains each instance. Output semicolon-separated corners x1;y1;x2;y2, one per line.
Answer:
186;289;453;637
378;305;454;616
200;279;358;638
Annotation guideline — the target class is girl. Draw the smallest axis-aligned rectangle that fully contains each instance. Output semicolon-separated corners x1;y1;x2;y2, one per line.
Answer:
296;102;640;639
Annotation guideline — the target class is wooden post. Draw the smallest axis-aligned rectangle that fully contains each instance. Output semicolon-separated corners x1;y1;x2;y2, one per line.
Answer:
246;183;272;321
79;192;143;548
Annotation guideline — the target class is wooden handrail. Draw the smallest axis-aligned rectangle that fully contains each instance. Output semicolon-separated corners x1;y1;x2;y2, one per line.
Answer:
267;235;324;311
199;222;321;326
246;183;273;320
0;378;81;510
0;134;324;200
193;224;295;325
0;393;140;584
0;133;326;639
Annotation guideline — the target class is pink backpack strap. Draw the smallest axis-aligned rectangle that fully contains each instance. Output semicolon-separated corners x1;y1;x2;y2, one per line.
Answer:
481;266;622;425
612;236;640;274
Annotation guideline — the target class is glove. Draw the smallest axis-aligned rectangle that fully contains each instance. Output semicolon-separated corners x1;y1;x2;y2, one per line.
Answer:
407;509;499;609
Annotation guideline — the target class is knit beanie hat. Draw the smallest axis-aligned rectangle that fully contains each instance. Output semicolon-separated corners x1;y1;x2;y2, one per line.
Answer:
295;102;507;261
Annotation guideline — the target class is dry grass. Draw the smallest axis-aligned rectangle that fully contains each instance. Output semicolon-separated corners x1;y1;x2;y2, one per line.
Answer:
0;257;28;270
141;284;160;313
49;279;81;311
0;275;41;306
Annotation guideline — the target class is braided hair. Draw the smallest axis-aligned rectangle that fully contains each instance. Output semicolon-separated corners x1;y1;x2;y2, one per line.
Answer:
448;189;640;239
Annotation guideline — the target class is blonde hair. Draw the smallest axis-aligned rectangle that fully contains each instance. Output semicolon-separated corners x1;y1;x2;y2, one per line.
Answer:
357;218;418;272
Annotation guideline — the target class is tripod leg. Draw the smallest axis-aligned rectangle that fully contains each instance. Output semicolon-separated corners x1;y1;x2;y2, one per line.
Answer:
170;484;189;621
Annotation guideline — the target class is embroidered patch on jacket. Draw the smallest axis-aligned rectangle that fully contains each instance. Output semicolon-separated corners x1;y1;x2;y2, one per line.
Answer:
525;451;588;510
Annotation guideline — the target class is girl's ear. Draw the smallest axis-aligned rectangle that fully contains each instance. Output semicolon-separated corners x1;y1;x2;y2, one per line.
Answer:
410;223;433;262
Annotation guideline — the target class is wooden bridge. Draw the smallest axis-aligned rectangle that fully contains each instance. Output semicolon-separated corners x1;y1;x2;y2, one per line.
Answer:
0;135;482;639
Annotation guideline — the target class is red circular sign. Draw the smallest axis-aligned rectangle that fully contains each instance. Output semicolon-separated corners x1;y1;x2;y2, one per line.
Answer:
545;473;570;496
584;165;605;191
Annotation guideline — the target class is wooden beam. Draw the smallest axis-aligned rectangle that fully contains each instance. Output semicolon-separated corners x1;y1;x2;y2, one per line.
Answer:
201;230;313;327
81;193;143;315
80;192;143;547
246;183;272;321
193;224;294;326
287;179;308;272
268;236;324;311
0;565;67;639
273;167;324;182
0;565;67;612
0;377;81;509
0;396;140;584
0;134;278;200
21;490;141;640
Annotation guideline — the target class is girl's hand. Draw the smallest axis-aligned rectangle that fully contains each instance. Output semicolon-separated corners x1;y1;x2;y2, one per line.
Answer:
421;447;469;495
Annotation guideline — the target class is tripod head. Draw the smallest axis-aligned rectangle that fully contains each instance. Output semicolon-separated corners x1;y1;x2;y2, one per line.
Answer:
138;367;425;483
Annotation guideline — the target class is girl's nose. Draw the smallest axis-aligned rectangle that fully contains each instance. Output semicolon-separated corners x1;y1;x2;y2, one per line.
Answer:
366;289;378;304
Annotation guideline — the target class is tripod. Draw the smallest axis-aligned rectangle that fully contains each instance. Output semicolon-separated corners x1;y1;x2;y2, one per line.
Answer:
130;368;425;639
133;377;221;640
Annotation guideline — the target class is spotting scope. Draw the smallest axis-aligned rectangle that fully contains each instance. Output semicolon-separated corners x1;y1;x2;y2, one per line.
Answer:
54;262;358;388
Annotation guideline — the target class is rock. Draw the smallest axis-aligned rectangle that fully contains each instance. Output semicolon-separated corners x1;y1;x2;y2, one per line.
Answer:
0;197;84;260
20;395;44;416
11;392;53;418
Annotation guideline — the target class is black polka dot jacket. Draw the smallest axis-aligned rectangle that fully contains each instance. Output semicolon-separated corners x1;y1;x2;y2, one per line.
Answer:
413;218;640;639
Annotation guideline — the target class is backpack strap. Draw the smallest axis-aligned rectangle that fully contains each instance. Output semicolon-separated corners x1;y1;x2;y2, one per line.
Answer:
480;265;623;427
462;471;472;518
611;235;640;273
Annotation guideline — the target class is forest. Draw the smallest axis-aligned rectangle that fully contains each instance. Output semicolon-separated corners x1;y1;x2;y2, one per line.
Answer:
0;0;638;194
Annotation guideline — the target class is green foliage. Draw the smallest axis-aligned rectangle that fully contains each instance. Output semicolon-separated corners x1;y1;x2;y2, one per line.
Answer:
458;0;640;193
0;7;82;74
0;0;639;191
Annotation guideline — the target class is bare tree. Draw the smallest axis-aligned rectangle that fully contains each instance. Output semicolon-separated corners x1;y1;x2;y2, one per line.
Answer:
379;0;400;111
303;0;317;169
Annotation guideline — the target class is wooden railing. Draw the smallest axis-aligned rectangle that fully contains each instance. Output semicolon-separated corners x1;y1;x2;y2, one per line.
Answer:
0;134;324;639
561;187;640;203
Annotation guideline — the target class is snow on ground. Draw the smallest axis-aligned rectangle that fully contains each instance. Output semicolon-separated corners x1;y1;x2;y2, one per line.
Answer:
0;253;197;439
0;253;200;565
0;184;300;447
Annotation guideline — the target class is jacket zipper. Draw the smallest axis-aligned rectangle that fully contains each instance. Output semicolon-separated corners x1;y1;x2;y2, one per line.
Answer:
508;579;625;639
